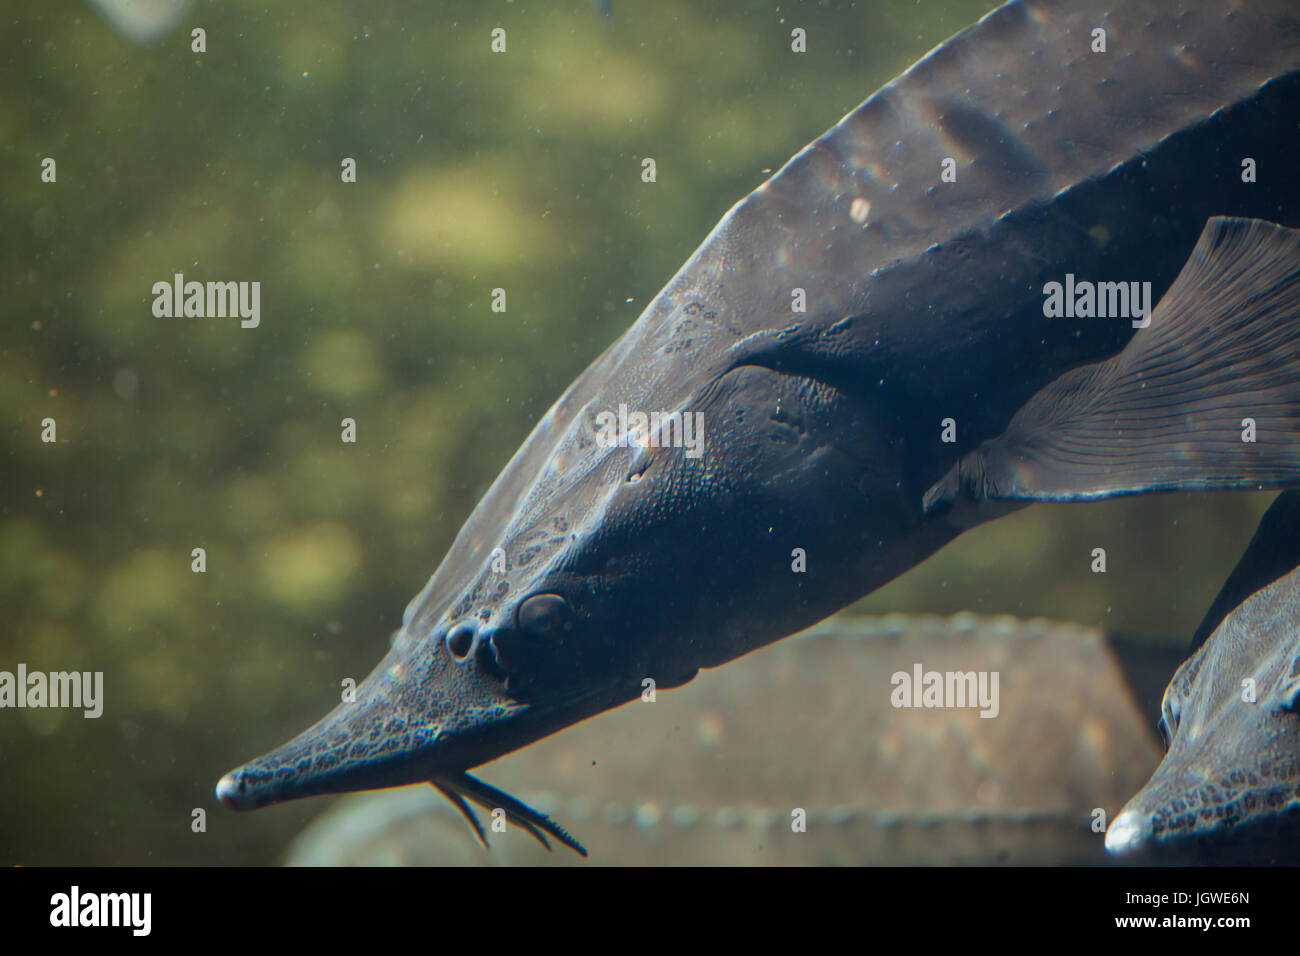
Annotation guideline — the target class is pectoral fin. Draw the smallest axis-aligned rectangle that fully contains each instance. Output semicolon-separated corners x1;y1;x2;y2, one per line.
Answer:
924;217;1300;520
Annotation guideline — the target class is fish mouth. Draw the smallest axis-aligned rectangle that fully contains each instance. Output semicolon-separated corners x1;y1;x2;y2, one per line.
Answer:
216;766;587;857
216;632;627;855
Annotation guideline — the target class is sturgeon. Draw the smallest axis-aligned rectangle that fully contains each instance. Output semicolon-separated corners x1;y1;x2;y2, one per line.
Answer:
218;0;1300;855
1106;491;1300;863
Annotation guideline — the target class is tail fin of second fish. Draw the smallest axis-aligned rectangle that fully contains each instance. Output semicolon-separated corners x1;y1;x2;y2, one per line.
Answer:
924;216;1300;519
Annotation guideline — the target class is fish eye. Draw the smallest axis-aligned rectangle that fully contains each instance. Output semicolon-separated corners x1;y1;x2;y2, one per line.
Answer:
445;625;477;662
517;593;573;637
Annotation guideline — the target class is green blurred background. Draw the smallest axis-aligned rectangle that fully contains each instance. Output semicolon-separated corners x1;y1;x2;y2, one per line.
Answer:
0;0;1272;864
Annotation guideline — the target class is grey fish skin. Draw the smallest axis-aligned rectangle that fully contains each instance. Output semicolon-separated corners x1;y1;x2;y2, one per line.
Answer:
1106;492;1300;864
218;0;1300;848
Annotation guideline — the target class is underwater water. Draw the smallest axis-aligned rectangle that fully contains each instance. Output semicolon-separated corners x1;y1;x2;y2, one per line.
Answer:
0;0;1287;867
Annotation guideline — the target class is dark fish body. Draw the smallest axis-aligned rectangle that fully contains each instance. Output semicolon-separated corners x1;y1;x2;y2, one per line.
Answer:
218;0;1300;852
1108;492;1300;863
